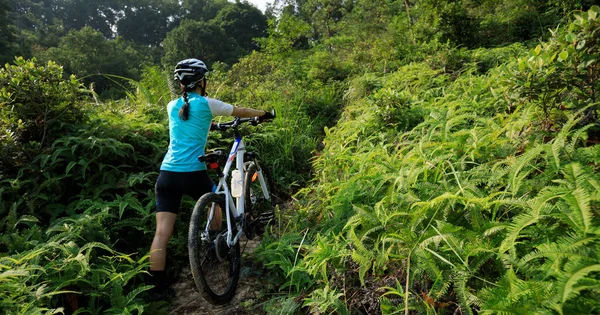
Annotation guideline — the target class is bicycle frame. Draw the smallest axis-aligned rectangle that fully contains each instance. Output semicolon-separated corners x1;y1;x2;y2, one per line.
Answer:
205;133;271;247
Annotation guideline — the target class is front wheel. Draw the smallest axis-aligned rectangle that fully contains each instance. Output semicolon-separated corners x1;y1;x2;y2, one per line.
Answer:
244;162;276;238
188;193;240;304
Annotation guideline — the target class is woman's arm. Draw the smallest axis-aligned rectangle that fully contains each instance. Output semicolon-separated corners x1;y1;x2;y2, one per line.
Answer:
232;107;267;118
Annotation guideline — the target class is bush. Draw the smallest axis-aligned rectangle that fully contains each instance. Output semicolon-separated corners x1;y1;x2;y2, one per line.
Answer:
0;57;85;173
509;6;600;125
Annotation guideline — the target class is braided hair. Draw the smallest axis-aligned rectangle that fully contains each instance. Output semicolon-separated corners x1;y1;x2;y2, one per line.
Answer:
179;79;206;121
173;58;209;121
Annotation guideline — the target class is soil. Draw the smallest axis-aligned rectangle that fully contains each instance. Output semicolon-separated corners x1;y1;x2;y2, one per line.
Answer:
169;236;267;315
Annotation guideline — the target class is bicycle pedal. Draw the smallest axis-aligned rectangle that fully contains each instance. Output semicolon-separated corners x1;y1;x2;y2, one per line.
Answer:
258;211;274;224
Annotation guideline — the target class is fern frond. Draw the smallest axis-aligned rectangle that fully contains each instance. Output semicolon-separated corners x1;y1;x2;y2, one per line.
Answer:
566;124;593;155
557;262;600;305
498;202;553;257
551;111;580;168
508;144;548;196
559;188;592;235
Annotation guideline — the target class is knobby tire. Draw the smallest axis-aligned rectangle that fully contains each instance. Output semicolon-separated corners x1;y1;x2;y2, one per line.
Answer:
244;162;276;238
188;192;241;305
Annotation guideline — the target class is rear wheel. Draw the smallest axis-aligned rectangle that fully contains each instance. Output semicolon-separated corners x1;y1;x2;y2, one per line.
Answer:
244;162;275;238
188;193;240;304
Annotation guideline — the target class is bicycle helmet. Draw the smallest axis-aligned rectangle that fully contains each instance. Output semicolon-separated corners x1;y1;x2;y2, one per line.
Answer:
174;58;209;89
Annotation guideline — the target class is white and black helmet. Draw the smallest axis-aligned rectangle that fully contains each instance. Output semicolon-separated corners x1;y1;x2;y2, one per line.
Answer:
174;58;209;88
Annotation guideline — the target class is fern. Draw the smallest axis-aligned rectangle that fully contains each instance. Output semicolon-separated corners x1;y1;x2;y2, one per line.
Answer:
507;143;548;197
303;284;349;315
557;261;600;305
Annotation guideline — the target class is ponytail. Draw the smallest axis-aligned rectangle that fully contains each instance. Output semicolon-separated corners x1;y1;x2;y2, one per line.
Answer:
178;78;207;120
179;91;190;120
200;78;207;96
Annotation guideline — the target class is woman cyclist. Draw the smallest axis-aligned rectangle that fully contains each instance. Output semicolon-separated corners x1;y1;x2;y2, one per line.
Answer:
148;58;272;298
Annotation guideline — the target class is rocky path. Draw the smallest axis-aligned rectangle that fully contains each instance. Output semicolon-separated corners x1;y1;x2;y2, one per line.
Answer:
168;237;267;315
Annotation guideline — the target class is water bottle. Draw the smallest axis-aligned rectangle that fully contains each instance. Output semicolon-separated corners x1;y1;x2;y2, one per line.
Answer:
231;169;243;197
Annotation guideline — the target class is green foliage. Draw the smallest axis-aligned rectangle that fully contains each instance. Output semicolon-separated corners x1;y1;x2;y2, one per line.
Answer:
7;0;268;97
0;0;17;65
1;58;167;312
3;2;600;314
305;49;352;82
259;7;600;314
127;66;173;122
301;0;352;42
0;208;151;315
116;0;179;47
161;19;241;69
255;232;314;293
510;5;600;124
259;13;312;54
212;50;345;190
0;57;84;174
212;2;268;53
303;284;349;314
36;27;153;99
180;0;230;22
438;2;479;48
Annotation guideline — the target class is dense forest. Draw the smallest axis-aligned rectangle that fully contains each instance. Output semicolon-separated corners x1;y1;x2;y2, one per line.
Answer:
1;0;599;314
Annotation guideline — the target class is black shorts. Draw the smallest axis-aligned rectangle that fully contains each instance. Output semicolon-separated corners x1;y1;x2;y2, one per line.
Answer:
155;170;214;214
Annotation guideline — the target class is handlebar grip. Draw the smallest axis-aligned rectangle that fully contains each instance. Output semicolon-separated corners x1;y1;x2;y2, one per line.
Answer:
258;109;276;123
264;109;275;120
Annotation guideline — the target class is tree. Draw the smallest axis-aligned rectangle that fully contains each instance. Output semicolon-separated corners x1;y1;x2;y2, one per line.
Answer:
179;0;228;22
212;1;268;53
12;0;118;38
58;0;118;38
37;27;150;98
117;0;179;46
0;0;17;64
161;19;241;68
301;0;352;44
260;12;312;54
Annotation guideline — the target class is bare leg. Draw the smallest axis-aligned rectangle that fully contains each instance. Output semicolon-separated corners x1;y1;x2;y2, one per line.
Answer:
209;204;223;230
149;212;177;271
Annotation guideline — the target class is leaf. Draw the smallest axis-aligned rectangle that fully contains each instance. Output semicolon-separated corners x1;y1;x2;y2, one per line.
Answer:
578;58;596;69
0;269;29;280
559;263;600;304
509;144;547;196
558;51;569;61
79;242;114;256
423;247;455;267
14;215;39;227
562;187;592;235
126;284;153;304
65;161;77;176
588;6;598;19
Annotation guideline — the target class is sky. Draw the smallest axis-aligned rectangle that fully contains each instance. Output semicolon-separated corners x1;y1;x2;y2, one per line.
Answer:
243;0;272;12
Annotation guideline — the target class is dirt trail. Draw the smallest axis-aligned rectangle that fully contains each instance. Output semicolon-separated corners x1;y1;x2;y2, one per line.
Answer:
169;237;266;315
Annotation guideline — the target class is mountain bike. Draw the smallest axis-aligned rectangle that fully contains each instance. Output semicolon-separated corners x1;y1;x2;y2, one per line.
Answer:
187;112;276;305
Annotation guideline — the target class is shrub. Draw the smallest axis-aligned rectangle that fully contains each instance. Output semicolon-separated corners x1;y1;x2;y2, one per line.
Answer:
0;57;85;167
509;6;600;126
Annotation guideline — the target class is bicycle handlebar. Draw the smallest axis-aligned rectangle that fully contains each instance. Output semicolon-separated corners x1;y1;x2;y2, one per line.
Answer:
211;109;276;132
